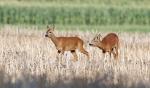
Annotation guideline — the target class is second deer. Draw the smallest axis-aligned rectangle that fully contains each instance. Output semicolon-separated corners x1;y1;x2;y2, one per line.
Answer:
89;33;119;60
45;25;89;61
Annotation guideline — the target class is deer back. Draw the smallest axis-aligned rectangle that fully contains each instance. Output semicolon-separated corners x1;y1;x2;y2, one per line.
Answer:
101;33;119;47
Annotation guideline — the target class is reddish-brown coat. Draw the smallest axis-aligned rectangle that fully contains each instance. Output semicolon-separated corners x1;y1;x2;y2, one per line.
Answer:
45;26;89;61
90;33;119;60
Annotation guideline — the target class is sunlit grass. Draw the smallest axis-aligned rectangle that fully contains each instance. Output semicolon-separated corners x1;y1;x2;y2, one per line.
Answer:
0;26;149;87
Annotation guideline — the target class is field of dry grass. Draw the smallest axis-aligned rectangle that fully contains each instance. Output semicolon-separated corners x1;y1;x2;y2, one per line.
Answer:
0;26;150;88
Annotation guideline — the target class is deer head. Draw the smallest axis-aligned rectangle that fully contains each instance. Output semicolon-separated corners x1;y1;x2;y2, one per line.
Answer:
89;34;102;47
45;25;55;38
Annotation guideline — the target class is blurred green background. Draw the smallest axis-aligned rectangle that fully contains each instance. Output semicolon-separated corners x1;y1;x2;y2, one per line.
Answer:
0;0;150;32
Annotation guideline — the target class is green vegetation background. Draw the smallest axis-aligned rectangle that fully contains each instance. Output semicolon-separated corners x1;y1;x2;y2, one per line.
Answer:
0;0;150;32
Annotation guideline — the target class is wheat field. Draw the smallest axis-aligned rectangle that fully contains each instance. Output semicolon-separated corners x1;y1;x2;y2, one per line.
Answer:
0;26;150;88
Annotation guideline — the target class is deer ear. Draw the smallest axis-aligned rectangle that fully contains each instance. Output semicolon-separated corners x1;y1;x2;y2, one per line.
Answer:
98;34;102;37
95;33;102;41
95;33;99;38
47;25;50;29
52;24;55;30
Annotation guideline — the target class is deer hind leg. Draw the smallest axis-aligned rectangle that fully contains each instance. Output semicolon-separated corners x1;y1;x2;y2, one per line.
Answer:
79;46;89;60
71;50;78;62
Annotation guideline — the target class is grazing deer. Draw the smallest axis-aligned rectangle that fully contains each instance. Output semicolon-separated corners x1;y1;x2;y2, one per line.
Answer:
45;25;89;61
89;33;119;60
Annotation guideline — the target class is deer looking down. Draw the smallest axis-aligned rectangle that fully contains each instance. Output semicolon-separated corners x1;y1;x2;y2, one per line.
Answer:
89;33;119;60
45;25;89;61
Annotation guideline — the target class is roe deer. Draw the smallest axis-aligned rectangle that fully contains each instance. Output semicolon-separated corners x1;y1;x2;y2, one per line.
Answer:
45;25;89;61
89;33;119;60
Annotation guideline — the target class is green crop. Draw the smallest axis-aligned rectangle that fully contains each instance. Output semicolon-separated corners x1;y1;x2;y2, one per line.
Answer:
0;6;150;25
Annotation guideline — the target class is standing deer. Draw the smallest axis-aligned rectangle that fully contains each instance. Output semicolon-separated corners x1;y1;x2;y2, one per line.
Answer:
89;33;119;60
45;25;89;61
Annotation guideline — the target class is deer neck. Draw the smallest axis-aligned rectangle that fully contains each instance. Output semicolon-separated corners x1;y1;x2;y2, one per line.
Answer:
50;34;58;47
98;42;104;50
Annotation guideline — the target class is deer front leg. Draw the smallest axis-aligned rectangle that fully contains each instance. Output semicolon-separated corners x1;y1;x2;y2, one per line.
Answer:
56;50;61;59
109;52;111;58
56;50;66;65
56;50;64;59
102;50;106;59
109;48;114;58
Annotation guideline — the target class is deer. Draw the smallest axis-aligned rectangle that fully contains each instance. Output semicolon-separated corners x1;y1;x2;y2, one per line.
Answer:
89;33;119;60
45;25;89;61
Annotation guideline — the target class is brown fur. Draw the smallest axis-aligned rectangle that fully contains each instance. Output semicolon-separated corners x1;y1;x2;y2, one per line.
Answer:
45;26;89;61
89;33;119;60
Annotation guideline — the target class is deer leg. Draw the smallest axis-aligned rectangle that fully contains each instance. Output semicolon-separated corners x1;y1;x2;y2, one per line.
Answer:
79;47;90;60
56;50;61;58
102;50;106;59
58;50;61;53
57;50;64;59
71;50;78;62
71;50;78;61
109;52;111;58
109;48;114;58
57;50;64;55
114;47;118;60
56;50;66;65
112;49;118;60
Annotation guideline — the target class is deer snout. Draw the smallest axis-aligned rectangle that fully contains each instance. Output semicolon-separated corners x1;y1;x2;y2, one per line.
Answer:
45;34;48;37
89;43;93;46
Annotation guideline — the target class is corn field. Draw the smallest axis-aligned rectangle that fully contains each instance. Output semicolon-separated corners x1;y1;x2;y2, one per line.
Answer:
0;6;150;25
0;26;150;88
0;0;150;25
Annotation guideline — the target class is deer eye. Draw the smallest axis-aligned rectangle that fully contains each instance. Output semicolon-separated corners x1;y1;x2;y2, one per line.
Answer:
49;32;51;33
